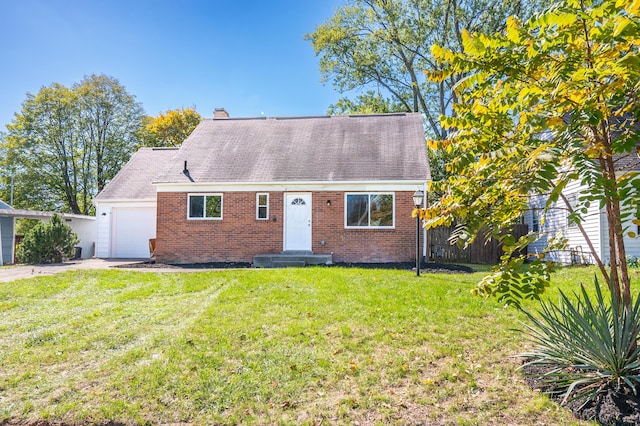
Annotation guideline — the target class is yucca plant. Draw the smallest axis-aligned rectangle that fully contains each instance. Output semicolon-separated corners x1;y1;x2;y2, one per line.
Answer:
520;277;640;406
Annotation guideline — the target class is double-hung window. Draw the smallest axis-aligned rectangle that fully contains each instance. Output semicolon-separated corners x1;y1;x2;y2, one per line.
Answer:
345;193;394;228
531;209;540;232
256;193;269;220
188;194;222;219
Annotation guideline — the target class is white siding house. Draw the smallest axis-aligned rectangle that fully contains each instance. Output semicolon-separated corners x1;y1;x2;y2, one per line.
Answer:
525;153;639;265
93;147;178;258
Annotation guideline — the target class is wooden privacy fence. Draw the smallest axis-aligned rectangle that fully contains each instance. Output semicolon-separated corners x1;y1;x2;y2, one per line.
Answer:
428;224;529;264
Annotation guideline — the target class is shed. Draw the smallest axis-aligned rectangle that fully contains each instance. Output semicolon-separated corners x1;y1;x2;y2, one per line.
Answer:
0;201;13;265
0;202;96;265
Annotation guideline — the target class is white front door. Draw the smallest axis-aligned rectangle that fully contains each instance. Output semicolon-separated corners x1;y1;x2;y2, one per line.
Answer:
284;193;312;251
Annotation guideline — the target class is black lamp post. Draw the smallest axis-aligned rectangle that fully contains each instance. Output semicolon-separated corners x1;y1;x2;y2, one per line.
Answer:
413;189;424;276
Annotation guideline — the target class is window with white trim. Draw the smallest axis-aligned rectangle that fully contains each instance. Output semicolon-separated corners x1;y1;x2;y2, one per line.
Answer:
188;194;222;219
532;209;540;233
345;193;394;228
256;193;269;220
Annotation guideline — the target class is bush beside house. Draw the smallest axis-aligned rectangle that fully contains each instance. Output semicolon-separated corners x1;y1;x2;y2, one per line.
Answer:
16;214;79;264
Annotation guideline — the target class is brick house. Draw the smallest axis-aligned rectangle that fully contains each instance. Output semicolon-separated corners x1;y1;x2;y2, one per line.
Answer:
95;110;430;265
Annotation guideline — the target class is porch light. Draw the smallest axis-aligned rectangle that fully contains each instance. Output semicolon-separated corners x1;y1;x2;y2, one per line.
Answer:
413;189;424;208
413;189;424;276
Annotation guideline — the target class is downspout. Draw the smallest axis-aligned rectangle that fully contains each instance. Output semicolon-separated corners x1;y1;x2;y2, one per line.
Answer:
11;217;15;264
600;203;607;265
0;219;3;266
423;182;428;263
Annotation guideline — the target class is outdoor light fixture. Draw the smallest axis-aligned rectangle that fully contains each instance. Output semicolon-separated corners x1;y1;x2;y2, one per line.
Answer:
413;189;424;276
326;200;331;206
413;189;424;209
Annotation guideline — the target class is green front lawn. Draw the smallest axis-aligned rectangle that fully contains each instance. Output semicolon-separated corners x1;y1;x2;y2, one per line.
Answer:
0;266;605;425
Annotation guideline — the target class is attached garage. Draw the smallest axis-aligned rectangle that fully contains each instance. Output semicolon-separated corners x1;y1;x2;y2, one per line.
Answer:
112;207;156;258
95;201;157;259
93;147;178;259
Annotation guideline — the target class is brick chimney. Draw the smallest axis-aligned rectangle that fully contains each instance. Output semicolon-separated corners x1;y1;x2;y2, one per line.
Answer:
214;108;229;119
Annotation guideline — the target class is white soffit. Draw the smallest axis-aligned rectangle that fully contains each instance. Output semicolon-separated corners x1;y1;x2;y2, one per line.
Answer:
154;180;427;193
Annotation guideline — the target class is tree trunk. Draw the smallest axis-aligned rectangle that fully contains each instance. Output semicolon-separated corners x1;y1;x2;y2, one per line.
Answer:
598;149;629;308
609;188;631;307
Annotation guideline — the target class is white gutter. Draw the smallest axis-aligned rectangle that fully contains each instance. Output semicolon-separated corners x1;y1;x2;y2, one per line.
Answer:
154;180;429;193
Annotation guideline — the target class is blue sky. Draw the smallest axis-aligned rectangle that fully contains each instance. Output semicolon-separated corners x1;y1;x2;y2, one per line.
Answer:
0;0;344;129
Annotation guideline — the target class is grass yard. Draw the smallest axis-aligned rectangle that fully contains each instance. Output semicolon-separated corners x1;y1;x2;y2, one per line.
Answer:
1;266;624;425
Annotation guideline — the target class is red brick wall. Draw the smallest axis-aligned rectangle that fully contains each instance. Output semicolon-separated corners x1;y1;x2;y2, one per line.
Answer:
312;191;416;263
155;191;417;264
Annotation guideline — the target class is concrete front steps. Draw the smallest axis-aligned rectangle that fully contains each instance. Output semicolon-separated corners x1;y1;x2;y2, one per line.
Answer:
253;251;333;268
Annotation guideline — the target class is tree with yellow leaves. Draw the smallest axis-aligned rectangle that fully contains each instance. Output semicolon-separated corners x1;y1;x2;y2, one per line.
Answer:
138;107;202;147
424;0;640;308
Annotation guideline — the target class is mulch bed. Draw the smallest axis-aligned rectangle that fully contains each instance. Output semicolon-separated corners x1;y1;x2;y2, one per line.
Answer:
521;363;640;425
115;260;475;274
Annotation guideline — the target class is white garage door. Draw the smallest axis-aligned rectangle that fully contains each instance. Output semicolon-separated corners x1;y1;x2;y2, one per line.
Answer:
112;207;156;258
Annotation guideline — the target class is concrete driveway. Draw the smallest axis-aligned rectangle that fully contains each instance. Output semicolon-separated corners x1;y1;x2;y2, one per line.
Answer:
0;258;149;283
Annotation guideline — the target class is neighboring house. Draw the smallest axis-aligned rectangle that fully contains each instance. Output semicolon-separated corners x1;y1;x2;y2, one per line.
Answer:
95;110;430;264
0;200;96;265
94;147;178;258
0;201;12;265
524;150;640;265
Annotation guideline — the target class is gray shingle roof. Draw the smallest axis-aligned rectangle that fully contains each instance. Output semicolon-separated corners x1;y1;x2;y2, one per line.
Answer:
0;208;94;220
614;149;640;172
95;147;178;201
153;113;430;184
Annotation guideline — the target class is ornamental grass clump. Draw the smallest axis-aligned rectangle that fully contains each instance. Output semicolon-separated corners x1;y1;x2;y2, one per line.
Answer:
520;277;640;406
